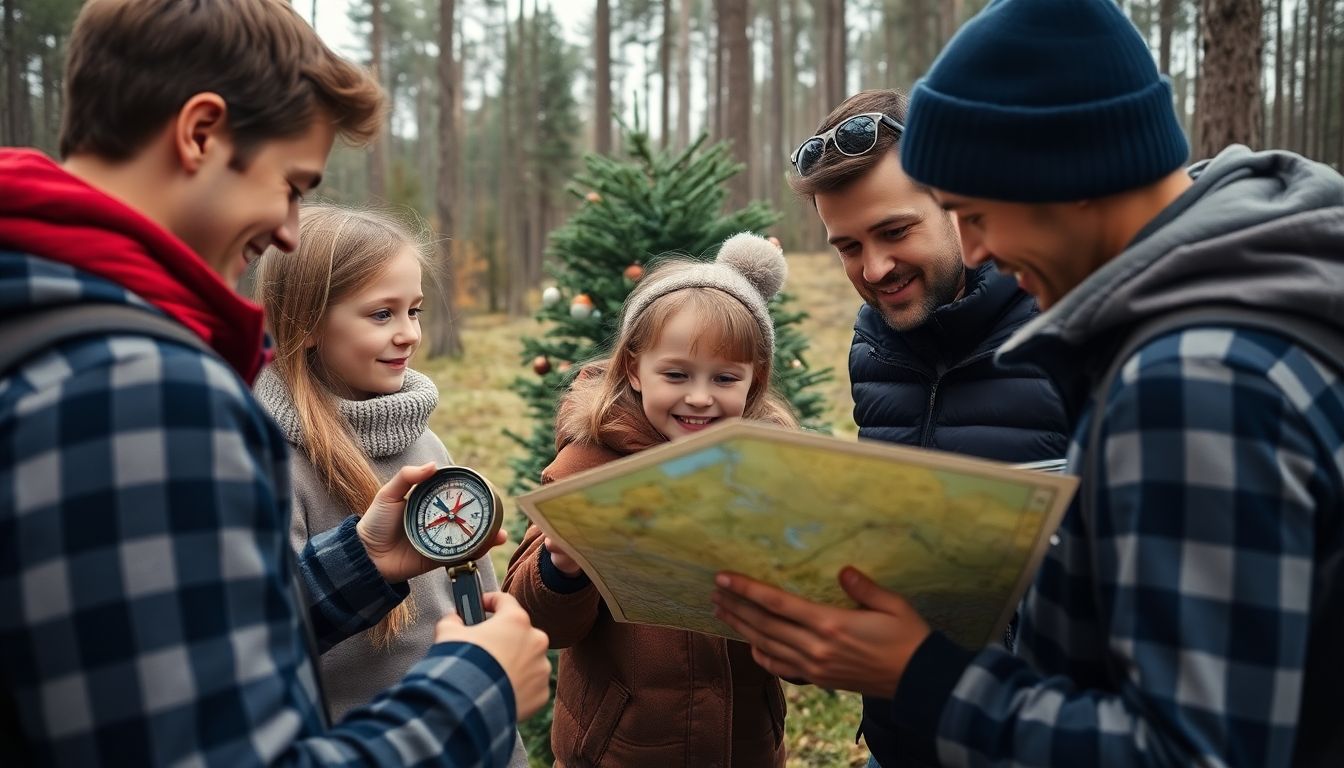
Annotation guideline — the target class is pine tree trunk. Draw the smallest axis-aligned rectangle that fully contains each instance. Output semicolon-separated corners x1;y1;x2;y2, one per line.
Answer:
3;0;13;146
907;0;927;80
1274;0;1285;146
721;0;752;208
40;37;56;153
661;0;672;147
594;0;612;154
528;0;543;290
1300;0;1314;152
416;54;433;207
769;0;785;205
812;0;826;120
502;4;524;316
940;0;964;46
430;0;464;357
515;2;536;303
368;0;388;200
715;0;726;139
1313;0;1328;158
824;0;845;108
883;0;900;86
676;0;692;147
1159;0;1176;74
1288;0;1299;150
5;0;30;147
706;1;719;139
1325;0;1339;165
1336;0;1344;166
1196;0;1262;158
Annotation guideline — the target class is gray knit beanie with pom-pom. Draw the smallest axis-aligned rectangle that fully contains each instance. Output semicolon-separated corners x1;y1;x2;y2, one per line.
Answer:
619;232;787;351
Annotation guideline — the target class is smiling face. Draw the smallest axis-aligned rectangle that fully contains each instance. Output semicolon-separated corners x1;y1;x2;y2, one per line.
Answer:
175;115;335;287
312;244;424;399
628;305;756;441
814;151;966;331
933;191;1105;310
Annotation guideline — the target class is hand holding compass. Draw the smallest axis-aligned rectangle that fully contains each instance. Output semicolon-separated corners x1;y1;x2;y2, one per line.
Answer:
357;462;452;583
404;466;505;625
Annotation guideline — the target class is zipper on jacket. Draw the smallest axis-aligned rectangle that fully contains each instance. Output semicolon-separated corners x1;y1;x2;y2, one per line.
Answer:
920;376;941;448
919;359;949;448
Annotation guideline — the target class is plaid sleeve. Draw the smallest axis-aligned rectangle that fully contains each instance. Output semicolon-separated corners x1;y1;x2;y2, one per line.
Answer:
894;330;1331;767
299;516;409;652
1;339;516;767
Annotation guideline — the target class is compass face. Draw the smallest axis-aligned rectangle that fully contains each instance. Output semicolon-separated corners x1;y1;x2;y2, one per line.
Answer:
405;467;501;564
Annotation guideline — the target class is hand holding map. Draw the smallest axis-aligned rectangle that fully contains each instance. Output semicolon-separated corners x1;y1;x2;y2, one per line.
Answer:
517;420;1077;649
711;566;933;698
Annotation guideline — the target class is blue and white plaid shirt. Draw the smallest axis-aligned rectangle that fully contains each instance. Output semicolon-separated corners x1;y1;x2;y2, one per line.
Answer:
892;327;1344;767
1;252;518;766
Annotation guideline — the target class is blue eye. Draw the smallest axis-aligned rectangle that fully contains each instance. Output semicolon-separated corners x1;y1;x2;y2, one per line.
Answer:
662;371;687;381
371;309;392;321
409;307;424;318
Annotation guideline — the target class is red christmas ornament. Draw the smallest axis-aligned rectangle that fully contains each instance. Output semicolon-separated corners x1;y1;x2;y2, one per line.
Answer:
623;263;644;282
532;355;551;375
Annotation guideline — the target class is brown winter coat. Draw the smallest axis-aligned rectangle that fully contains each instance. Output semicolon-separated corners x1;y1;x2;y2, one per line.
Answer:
504;436;787;768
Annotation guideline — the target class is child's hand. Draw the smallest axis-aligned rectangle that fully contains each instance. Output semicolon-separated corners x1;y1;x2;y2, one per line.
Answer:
543;536;584;577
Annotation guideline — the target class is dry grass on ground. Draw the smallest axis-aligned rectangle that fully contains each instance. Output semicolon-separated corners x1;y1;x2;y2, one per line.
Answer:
419;251;870;767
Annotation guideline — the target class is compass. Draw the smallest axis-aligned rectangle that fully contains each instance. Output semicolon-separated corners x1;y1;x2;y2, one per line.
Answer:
404;466;503;625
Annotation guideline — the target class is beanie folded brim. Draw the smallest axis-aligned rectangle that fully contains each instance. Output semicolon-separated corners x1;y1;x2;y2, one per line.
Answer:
902;77;1190;203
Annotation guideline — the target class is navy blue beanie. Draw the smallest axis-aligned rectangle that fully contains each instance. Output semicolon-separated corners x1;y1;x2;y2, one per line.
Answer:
901;0;1189;203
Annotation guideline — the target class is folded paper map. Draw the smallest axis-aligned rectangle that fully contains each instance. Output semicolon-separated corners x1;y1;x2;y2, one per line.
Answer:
517;420;1078;648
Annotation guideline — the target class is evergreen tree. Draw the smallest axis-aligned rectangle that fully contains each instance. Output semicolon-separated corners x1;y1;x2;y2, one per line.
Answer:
506;125;832;502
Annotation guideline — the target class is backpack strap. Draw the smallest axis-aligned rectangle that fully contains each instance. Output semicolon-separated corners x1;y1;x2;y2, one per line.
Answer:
0;303;210;375
0;303;333;741
1080;305;1344;699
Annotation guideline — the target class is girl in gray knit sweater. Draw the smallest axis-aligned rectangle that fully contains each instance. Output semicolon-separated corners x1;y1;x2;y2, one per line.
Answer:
253;204;527;766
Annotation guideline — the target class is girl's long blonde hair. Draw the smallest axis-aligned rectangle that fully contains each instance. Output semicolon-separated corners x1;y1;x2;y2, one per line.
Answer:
558;261;798;451
255;203;429;648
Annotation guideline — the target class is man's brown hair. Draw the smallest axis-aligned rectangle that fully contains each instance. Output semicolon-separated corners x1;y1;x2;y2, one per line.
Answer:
59;0;385;162
788;89;910;199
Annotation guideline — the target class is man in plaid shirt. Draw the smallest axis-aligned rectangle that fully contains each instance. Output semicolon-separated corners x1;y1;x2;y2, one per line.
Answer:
713;1;1343;766
0;0;550;765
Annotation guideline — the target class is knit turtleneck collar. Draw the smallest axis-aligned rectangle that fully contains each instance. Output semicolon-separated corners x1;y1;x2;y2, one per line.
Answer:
254;365;440;458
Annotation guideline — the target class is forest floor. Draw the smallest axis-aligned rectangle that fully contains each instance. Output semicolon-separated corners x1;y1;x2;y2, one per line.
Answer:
419;250;871;767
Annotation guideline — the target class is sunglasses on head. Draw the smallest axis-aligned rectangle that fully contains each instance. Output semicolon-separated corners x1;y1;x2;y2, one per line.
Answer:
790;112;905;177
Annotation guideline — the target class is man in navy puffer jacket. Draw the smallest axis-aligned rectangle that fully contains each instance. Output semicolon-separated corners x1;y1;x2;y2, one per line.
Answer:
785;87;1069;766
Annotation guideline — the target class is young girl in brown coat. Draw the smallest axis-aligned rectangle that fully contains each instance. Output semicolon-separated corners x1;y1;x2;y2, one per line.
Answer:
504;233;798;767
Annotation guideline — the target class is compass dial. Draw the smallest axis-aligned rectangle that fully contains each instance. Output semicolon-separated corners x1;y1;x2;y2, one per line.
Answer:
404;467;502;564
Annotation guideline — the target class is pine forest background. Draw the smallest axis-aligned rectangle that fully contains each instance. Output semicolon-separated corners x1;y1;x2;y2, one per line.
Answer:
3;1;1339;764
4;0;1336;359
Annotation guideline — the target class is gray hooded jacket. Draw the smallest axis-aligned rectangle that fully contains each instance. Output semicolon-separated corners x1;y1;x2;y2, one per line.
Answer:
889;146;1344;768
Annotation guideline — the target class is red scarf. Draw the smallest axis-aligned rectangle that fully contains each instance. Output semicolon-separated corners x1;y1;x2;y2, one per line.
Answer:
0;149;268;384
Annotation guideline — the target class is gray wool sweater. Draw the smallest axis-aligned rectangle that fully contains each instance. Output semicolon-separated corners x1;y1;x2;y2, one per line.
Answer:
255;366;527;766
